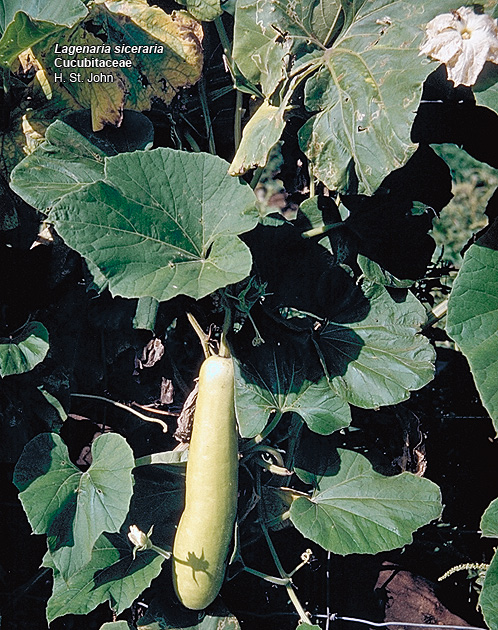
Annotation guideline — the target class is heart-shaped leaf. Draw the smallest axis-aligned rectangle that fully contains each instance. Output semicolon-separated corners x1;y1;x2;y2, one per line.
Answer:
234;355;351;438
290;448;442;555
480;551;498;630
10;120;106;212
233;0;459;192
50;148;259;301
44;532;165;622
481;498;498;539
14;432;135;580
447;241;498;434
0;322;49;377
127;464;185;551
317;284;435;408
233;0;342;97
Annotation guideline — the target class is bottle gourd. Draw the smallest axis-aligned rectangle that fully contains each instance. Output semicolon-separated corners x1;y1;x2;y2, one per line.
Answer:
172;354;238;610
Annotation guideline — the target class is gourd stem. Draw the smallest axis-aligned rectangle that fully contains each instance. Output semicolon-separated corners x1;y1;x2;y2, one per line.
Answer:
302;222;343;239
219;306;232;358
186;312;211;359
250;167;264;189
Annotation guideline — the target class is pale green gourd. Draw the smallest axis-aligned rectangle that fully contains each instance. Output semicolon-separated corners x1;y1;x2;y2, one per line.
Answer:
172;354;238;610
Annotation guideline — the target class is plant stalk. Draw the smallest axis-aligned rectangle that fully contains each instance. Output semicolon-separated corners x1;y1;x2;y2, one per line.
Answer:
70;393;168;432
256;469;311;625
198;77;216;154
241;411;284;451
234;88;243;151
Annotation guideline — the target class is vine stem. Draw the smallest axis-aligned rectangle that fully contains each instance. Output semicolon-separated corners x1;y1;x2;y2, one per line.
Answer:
243;566;290;586
198;76;216;154
70;393;169;432
213;16;263;99
214;17;235;70
240;411;284;452
250;166;264;189
424;299;448;330
150;544;172;560
214;13;245;147
256;469;311;625
234;88;243;151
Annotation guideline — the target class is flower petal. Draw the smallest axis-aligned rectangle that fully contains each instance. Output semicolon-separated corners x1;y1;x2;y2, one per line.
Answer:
420;6;498;86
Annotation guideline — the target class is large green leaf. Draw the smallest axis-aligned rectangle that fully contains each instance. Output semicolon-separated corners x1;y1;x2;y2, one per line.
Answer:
472;13;498;116
49;148;259;301
0;321;49;377
232;0;459;193
481;498;498;538
0;0;87;66
299;0;460;194
176;0;221;21
100;623;133;630
233;0;342;97
317;283;435;408
474;76;498;116
10;120;106;211
14;432;135;580
480;551;498;630
44;532;165;622
234;355;351;438
290;448;442;555
446;243;498;434
138;600;241;630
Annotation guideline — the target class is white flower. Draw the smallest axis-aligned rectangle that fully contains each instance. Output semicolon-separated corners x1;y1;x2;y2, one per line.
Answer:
420;6;498;86
128;524;153;558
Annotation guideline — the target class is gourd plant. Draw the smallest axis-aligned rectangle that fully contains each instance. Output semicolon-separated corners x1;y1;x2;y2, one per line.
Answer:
3;0;498;629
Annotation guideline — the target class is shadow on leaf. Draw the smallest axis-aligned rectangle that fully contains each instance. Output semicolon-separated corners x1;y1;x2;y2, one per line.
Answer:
47;493;77;551
92;533;159;589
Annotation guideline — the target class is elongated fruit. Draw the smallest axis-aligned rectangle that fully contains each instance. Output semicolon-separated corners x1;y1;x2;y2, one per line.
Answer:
172;355;238;610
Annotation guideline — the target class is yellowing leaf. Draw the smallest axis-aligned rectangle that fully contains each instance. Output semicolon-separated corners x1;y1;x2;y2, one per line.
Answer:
17;49;52;99
0;87;76;177
420;6;498;87
96;0;203;110
229;101;287;176
32;1;203;130
21;115;47;154
35;28;127;130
